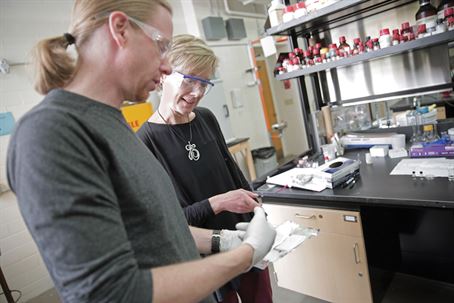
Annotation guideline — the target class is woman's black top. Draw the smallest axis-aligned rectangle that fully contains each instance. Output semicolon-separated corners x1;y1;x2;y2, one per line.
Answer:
137;107;253;230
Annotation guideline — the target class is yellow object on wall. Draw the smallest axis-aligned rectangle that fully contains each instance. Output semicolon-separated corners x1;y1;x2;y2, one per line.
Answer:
121;102;153;132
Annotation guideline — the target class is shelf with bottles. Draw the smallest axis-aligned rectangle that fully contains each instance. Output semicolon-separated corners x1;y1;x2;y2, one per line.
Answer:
267;0;418;37
275;29;454;80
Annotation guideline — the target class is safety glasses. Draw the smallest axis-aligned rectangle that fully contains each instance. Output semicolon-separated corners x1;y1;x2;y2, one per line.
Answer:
176;72;215;96
127;15;171;58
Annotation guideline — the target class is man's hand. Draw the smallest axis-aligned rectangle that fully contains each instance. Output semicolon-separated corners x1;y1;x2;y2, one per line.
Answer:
219;229;245;252
236;207;276;268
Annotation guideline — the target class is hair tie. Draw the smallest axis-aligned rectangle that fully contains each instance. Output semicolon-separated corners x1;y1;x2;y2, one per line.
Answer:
64;33;76;45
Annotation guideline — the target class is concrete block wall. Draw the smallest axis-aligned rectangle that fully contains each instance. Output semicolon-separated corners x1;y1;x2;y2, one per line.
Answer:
1;1;73;302
0;192;54;303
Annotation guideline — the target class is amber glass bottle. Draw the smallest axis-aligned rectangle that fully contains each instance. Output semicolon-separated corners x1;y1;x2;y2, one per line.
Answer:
437;0;454;20
416;0;437;33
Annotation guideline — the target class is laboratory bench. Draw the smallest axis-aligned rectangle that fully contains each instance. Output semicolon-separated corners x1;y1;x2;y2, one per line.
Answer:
254;149;454;303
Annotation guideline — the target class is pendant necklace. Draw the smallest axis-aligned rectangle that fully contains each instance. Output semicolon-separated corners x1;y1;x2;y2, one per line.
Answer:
157;108;200;161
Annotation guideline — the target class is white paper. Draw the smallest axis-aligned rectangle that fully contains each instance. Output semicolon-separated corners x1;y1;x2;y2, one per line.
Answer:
266;168;327;192
254;221;318;269
390;158;454;177
260;36;277;57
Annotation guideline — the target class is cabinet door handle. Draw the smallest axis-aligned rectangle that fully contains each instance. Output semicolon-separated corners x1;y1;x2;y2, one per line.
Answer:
295;214;316;219
353;243;360;264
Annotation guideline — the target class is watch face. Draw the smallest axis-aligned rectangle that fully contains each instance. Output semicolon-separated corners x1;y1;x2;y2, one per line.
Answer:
211;230;221;253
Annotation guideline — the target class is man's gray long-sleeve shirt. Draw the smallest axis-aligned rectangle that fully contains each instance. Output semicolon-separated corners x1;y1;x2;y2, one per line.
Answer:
7;89;215;303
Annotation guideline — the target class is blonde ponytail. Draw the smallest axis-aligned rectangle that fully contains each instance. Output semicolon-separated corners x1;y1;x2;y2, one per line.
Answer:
30;0;172;95
32;36;75;95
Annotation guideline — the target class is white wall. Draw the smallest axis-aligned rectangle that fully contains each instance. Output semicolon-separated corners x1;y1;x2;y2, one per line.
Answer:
0;1;74;302
188;0;270;149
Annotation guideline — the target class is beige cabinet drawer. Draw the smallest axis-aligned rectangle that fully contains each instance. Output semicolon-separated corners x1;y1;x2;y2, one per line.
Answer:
264;203;363;237
264;203;320;229
316;208;363;237
264;202;372;303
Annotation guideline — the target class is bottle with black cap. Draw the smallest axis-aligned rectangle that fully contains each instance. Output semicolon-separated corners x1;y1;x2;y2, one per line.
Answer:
415;0;438;34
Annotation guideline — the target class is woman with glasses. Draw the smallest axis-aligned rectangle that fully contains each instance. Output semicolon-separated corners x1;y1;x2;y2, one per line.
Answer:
7;1;276;303
137;35;273;303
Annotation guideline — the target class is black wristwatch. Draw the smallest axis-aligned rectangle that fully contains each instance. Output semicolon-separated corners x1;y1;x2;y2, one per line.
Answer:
211;230;221;253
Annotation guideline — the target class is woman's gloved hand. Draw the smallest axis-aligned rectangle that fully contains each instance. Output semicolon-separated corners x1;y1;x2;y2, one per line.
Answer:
236;207;276;269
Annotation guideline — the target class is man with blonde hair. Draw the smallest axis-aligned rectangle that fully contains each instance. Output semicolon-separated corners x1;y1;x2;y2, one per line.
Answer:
7;1;276;302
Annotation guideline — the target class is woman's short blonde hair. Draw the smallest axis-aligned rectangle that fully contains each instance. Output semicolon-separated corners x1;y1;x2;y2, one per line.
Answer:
167;34;218;77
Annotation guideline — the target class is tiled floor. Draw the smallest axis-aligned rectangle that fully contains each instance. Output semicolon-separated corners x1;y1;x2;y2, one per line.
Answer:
26;266;324;303
25;270;454;303
27;288;59;303
27;286;322;303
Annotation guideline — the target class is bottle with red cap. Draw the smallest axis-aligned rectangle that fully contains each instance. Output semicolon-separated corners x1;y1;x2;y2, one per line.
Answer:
391;29;400;45
294;2;308;18
283;5;295;23
379;28;392;48
416;0;438;34
288;52;299;71
373;38;380;51
291;57;301;71
445;7;454;23
352;38;361;55
364;36;373;52
400;22;413;41
338;36;351;57
437;0;454;21
449;16;454;30
328;43;338;60
417;23;429;38
304;50;313;67
277;66;285;75
358;44;365;54
313;48;322;65
294;48;305;65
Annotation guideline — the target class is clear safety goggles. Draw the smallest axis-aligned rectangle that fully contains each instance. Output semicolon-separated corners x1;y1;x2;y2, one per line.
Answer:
176;72;215;96
127;15;171;58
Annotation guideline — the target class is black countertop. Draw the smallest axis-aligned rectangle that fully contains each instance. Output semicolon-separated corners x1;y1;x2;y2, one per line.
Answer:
256;150;454;209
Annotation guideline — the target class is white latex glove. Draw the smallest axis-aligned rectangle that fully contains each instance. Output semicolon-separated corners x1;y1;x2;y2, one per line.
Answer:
219;230;245;252
236;207;276;268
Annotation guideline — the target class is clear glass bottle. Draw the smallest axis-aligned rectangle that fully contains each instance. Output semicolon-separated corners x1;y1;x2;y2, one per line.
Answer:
422;124;435;142
406;97;422;143
328;43;338;59
352;38;361;55
338;36;351;56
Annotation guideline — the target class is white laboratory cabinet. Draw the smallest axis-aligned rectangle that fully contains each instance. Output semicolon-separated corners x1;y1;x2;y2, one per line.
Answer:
264;203;373;303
